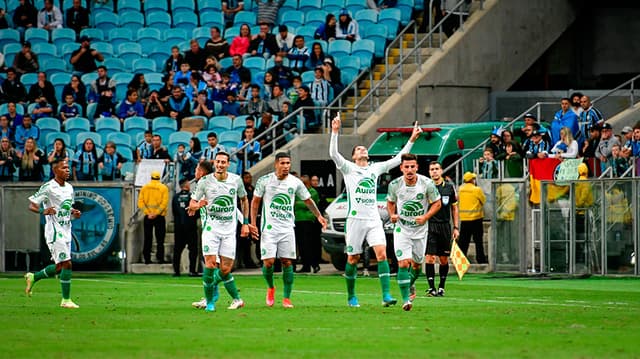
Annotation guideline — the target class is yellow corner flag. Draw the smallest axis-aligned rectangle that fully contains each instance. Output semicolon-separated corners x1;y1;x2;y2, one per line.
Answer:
450;240;469;280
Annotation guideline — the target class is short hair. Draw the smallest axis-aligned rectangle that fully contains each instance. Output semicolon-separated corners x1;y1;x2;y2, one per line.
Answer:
401;153;417;162
560;97;571;103
484;147;494;155
429;161;442;169
179;178;190;187
171;45;179;51
126;88;137;97
6;67;16;74
291;75;302;82
97;65;107;71
144;130;153;135
210;26;221;32
105;141;116;148
189;39;198;45
198;160;214;174
207;132;217;139
215;151;230;161
153;134;162;140
351;145;365;156
293;35;304;43
250;83;261;90
275;152;291;160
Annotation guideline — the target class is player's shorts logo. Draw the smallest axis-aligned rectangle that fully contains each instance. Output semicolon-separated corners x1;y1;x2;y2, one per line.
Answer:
347;245;353;252
204;245;210;252
59;252;67;260
395;249;402;257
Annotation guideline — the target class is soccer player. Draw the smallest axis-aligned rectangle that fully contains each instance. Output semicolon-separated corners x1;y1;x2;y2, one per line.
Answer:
24;159;82;308
249;152;327;308
330;114;422;307
188;152;249;312
419;161;459;297
387;154;441;310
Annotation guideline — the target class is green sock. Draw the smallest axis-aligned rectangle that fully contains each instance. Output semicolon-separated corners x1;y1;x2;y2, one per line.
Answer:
344;262;357;299
378;260;391;297
282;265;294;299
220;273;240;300
59;268;71;300
397;267;411;302
410;266;421;286
203;267;215;303
212;267;222;285
262;265;274;288
34;264;56;283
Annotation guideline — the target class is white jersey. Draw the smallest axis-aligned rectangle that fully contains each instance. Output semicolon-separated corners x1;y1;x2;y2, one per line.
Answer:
192;172;247;236
387;174;441;238
254;172;310;233
329;133;414;220
28;179;75;243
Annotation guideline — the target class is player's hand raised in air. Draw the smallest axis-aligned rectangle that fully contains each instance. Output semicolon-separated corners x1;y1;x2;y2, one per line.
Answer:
331;113;341;134
409;121;423;143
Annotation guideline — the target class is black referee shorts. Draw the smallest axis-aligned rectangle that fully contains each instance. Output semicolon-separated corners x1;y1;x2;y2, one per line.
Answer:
426;222;452;257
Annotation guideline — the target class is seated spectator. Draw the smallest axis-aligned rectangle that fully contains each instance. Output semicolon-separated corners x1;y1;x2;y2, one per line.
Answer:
184;39;207;72
174;63;192;90
46;137;67;178
150;134;171;163
203;63;222;86
158;74;174;103
236;127;261;174
222;0;244;28
551;97;580;145
336;9;360;42
286;75;302;104
136;130;153;162
1;68;28;104
240;115;256;139
609;144;629;177
17;137;46;181
229;24;252;58
13;0;38;37
0;116;12;143
222;91;241;118
185;72;207;102
293;85;317;129
70;36;104;74
128;73;151;105
269;83;287;115
287;35;310;73
145;90;166;119
205;26;230;60
13;41;39;75
118;89;145;124
61;74;87;113
0;137;17;181
262;70;276;99
98;141;127;180
595;123;620;171
276;24;295;56
167;87;191;129
631;126;640;158
4;103;24;130
550;126;579;159
59;94;81;125
307;42;328;70
28;72;58;110
310;67;331;107
192;90;216;118
321;57;343;95
72;138;98;181
314;14;337;42
30;96;53;121
479;148;498;179
201;132;226;163
37;0;63;31
242;84;271;116
367;0;397;11
249;22;279;59
524;130;548;159
268;54;294;89
210;72;230;102
256;110;284;157
65;0;89;35
164;46;185;75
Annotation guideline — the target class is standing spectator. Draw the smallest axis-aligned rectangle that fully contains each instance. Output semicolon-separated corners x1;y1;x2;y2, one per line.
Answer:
177;138;201;180
184;39;207;72
550;126;579;159
478;148;498;179
98;141;126;180
72;138;98;181
145;90;166;119
14;114;39;152
294;174;322;273
163;46;184;75
0;137;17;181
46;137;67;178
150;134;171;163
174;143;195;181
65;0;89;35
336;9;360;42
578;95;604;142
1;68;28;104
254;0;285;28
225;55;252;88
117;89;145;125
127;73;151;105
457;172;487;264
268;83;287;115
37;0;63;31
138;170;169;264
500;141;524;178
570;92;583;117
70;36;104;74
31;96;54;121
17;137;47;181
236;127;261;174
13;41;39;75
167;87;191;129
551;97;580;145
61;74;87;112
201;132;226;163
486;128;503;158
28;72;57;109
222;0;244;27
322;57;343;101
268;55;294;89
172;178;199;277
595;123;620;172
287;35;309;73
136;130;153;162
205;26;230;60
249;22;279;59
367;0;397;11
276;24;295;56
310;67;331;107
13;0;38;37
242;84;271;115
620;126;634;158
293;85;317;129
609;144;629;177
192;90;216;118
314;14;337;42
229;24;252;57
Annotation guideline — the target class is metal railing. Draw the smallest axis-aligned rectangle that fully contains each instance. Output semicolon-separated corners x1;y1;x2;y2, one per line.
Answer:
591;73;640;109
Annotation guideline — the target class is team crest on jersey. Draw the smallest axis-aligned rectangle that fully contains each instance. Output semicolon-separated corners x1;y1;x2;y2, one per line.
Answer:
288;187;294;194
442;196;449;205
229;188;236;195
416;193;424;200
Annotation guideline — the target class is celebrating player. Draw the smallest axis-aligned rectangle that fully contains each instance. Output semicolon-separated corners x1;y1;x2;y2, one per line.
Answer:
24;159;82;308
330;114;422;307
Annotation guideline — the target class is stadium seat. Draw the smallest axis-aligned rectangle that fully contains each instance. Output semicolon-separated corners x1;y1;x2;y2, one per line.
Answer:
280;10;305;29
194;130;209;145
351;39;375;69
92;42;114;59
79;28;105;42
24;28;49;46
20;73;38;88
32;43;58;63
148;46;171;71
117;146;134;162
118;11;145;32
172;0;196;13
323;0;345;14
218;131;239;149
218;57;233;69
137;27;162;45
176;40;191;53
76;131;103;151
117;0;141;13
86;102;98;120
296;25;317;44
328;39;351;58
106;132;133;151
102;58;127;74
232;115;248;130
355;9;378;27
173;12;199;34
207;127;228;137
280;0;298;12
65;117;91;146
341;68;358;86
163;28;189;44
96;117;122;144
46;132;72;153
233;11;256;26
116;42;143;69
266;57;289;69
251;71;265;88
305;10;328;28
208;116;233;130
108;28;134;49
146;12;172;29
94;12;119;37
51;28;76;52
41;58;68;77
298;0;322;12
0;29;20;49
124;116;149;132
36;117;61;149
50;73;72;101
145;72;164;85
199;10;225;29
168;131;193;156
379;8;401;39
152;116;178;140
396;0;414;26
132;59;157;74
119;161;135;178
144;0;169;14
363;24;388;58
198;0;222;12
301;70;315;84
335;56;360;73
81;72;99;88
192;27;210;46
345;0;367;15
244;57;266;72
60;42;78;64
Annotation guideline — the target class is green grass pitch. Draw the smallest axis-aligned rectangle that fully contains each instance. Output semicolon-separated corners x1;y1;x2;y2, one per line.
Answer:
1;273;639;358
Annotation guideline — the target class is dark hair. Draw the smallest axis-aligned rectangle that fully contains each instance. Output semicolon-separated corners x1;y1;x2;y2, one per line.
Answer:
128;73;146;90
401;153;417;162
275;152;290;160
250;83;261;90
190;137;202;152
126;88;137;98
351;144;365;156
215;151;230;161
198;160;213;174
293;35;304;43
153;134;162;140
179;178;189;187
570;92;583;100
207;132;217;139
97;65;107;71
211;26;221;33
428;161;442;169
144;130;153;135
561;97;571;103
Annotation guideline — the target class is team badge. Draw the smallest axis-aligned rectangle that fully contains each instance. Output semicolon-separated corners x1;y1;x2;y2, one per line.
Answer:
288;188;294;194
416;193;424;200
442;196;449;205
230;188;236;195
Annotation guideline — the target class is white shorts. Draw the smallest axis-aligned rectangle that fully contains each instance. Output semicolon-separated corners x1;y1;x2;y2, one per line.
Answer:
202;230;236;260
47;238;71;264
393;229;427;264
260;230;296;260
345;218;386;255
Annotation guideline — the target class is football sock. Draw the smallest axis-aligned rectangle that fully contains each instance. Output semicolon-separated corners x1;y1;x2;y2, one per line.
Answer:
439;263;449;289
344;262;357;299
220;273;240;300
34;264;56;283
203;267;215;303
410;266;421;286
425;263;436;289
212;267;222;285
282;265;294;299
397;266;411;302
59;268;71;300
378;260;391;296
262;265;274;288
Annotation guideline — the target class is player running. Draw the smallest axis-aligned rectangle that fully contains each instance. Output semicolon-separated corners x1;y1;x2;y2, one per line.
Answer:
386;153;441;310
24;159;82;308
330;114;422;307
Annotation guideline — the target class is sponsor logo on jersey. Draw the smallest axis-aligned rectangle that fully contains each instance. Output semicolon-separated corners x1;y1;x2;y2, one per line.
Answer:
354;178;377;206
399;200;424;226
208;195;235;221
269;193;293;220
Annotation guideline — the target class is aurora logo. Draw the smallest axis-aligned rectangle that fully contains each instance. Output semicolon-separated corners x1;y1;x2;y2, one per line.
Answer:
400;201;424;216
210;195;235;212
60;199;73;210
355;178;376;194
270;193;292;210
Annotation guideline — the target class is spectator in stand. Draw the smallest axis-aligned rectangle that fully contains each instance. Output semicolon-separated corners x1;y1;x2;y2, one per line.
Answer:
145;90;166;119
164;46;185;75
479;148;498;179
59;94;80;125
28;72;57;110
136;130;153;162
117;89;145;125
31;96;54;121
158;74;174;103
65;0;89;35
254;0;285;28
550;126;579;159
127;73;151;105
46;138;67;178
287;35;310;73
184;39;207;72
13;41;39;75
307;42;328;69
13;0;38;38
192;90;216;118
167;87;191;129
256;110;284;157
89;66;116;120
620;126;634;158
595;123;620;172
609;144;629;177
185;72;207;102
458;172;487;263
249;22;279;59
222;90;241;118
262;70;276;99
236;127;261;174
174;144;193;181
173;62;192;90
14;114;39;152
210;72;229;102
0;116;12;143
242;84;271;116
17;137;46;181
184;137;203;180
229;24;252;57
150;134;171;163
269;83;287;115
1;68;28;104
310;67;331;108
72;138;98;181
0;8;7;29
570;92;583;117
322;57;343;95
222;0;244;27
205;26;230;60
0;137;17;181
37;0;63;31
579;95;604;142
276;25;295;57
501;129;518;148
336;9;360;42
367;0;397;11
268;55;294;89
499;141;523;178
98;141;126;180
631;126;640;158
70;36;104;74
486;128;503;158
293;85;316;128
225;55;252;88
524;130;548;159
61;74;87;113
4;102;24;130
514;113;537;143
551;97;579;145
201;132;226;164
203;63;222;87
315;14;337;42
582;126;600;159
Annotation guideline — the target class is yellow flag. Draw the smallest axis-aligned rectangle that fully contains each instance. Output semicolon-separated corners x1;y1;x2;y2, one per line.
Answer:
450;240;469;280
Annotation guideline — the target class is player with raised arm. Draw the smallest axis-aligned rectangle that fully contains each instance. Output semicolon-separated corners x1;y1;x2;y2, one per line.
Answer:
387;153;442;310
188;152;249;312
249;152;327;308
330;114;422;307
24;159;82;308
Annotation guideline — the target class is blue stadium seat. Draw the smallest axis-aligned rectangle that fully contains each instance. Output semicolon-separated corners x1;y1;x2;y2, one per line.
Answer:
218;131;240;149
118;147;134;162
266;57;289;69
132;59;157;74
233;11;256;26
145;72;164;85
108;28;134;49
207;127;228;138
152;116;178;140
20;73;39;88
120;161;135;177
94;12;119;38
25;28;49;45
335;55;360;73
199;10;225;29
116;42;143;69
36;117;61;149
144;0;169;13
117;0;141;13
301;70;315;84
323;0;345;14
341;68;358;86
363;24;388;58
280;0;298;12
296;25;317;44
280;10;305;29
3;43;21;68
298;0;322;12
223;26;240;43
46;132;72;153
198;0;222;12
96;117;122;144
355;9;378;27
92;42;114;58
137;27;162;44
176;40;191;53
41;58;68;77
146;12;171;29
0;102;24;115
86;102;98;120
163;28;189;44
148;46;171;71
232;115;248;129
102;58;127;74
0;29;20;49
79;28;105;42
251;71;265;88
60;42;78;64
195;130;209;145
51;28;76;52
396;0;414;26
172;0;196;13
378;8;401;40
218;56;233;69
173;11;199;34
208;116;233;130
328;39;351;58
124;116;149;132
32;42;58;63
168;131;193;156
244;57;266;72
65;117;91;147
76;131;103;151
50;73;72;101
118;10;145;32
192;27;211;47
350;39;374;69
345;0;367;15
305;10;328;28
112;72;133;101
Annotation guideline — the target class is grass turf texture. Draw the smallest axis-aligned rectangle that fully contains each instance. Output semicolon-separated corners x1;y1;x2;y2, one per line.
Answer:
1;273;639;358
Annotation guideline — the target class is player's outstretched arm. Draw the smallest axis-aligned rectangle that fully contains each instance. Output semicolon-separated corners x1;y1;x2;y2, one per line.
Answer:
381;122;422;173
329;113;347;169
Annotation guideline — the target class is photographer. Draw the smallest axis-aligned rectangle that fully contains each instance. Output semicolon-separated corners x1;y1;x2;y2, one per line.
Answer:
236;127;261;174
70;36;104;75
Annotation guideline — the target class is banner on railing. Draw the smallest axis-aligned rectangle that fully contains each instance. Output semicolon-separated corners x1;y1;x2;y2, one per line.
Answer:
529;158;582;204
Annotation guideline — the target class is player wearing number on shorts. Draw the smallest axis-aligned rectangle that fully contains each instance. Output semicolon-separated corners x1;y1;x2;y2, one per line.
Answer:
24;159;82;308
387;153;441;311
